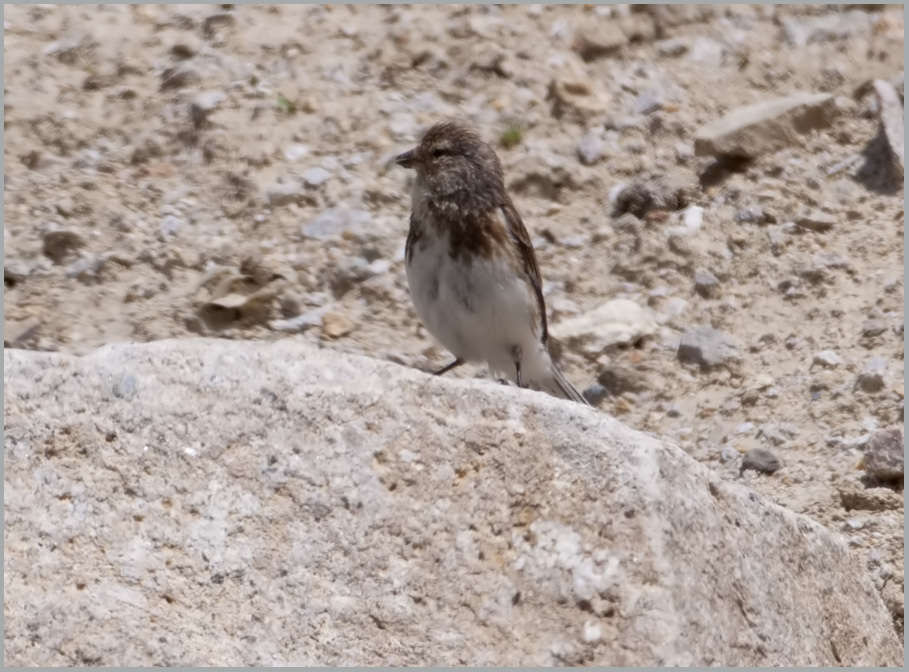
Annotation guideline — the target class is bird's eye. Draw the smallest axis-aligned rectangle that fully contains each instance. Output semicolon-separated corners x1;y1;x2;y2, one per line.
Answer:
432;147;449;158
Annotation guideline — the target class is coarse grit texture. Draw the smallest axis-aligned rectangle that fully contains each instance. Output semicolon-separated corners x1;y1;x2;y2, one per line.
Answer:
3;339;903;666
3;2;904;662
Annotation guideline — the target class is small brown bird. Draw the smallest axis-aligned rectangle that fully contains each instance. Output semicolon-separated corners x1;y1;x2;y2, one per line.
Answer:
396;121;589;405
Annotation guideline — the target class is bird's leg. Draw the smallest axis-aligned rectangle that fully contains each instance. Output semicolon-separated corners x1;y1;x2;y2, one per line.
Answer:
433;358;464;376
511;345;524;388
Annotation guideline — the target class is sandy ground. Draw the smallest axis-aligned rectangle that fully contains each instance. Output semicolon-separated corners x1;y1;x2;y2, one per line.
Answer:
3;3;904;637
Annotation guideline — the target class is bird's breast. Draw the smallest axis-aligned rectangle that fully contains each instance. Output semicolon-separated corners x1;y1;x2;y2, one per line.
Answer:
405;225;542;364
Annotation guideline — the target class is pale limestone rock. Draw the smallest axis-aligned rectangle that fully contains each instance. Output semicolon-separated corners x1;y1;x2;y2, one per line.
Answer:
3;340;901;666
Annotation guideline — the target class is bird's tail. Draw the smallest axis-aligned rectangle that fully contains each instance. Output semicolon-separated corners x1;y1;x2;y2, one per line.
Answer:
548;361;591;406
532;358;590;406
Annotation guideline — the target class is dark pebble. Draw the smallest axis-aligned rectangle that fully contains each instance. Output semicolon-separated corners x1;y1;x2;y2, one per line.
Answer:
740;447;781;475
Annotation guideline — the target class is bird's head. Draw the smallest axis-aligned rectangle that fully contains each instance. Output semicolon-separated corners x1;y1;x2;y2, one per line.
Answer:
395;121;504;201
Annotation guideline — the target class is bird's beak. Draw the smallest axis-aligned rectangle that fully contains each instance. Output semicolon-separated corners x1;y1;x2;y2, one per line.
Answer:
395;148;416;169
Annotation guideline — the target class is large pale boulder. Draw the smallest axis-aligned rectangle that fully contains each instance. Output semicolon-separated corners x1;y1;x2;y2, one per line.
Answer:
3;339;901;666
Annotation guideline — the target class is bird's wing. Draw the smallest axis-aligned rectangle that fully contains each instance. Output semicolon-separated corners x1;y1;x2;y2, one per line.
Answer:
405;212;422;263
500;199;548;343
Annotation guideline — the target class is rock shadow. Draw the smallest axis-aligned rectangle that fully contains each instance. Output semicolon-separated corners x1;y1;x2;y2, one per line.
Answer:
851;125;903;196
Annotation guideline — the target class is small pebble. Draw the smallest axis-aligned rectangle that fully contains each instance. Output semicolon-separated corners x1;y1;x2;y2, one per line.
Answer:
677;326;739;369
561;235;588;249
550;296;579;318
55;197;75;218
659;297;688;324
582;620;602;643
668;235;691;259
268;308;328;333
42;230;84;264
735;206;766;224
65;255;107;280
758;425;787;447
607;182;627;207
767;228;785;255
160;65;200;91
331;256;391;296
582;383;608;405
812;350;842;368
855;357;887;393
283;144;309;161
674;141;694;163
597;364;646;395
4;260;31;287
861;415;879;433
321;312;355;339
656;37;689;57
796;210;836;232
367;259;391;275
693;269;719;298
720;444;739;463
302;207;373;241
688;37;725;66
861;319;887;338
826;433;871;450
753;374;774;389
862;428;904;481
634;90;663;115
190;90;225;127
741;447;781;475
302;167;332;187
160;215;183;237
577;131;605;165
4;316;40;346
192;90;226;112
267;181;305;207
682;205;703;231
736;422;755;435
867;548;882;568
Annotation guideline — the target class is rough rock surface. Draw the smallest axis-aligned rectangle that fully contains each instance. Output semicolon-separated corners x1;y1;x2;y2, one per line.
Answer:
677;326;740;370
862;428;905;482
3;1;904;646
693;92;837;158
3;339;902;667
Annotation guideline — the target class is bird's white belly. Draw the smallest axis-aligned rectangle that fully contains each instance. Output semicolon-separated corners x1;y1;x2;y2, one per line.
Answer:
406;233;541;376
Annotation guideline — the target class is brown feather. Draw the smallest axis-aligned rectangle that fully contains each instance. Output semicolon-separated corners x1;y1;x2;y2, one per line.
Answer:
499;199;548;344
405;213;421;263
425;200;510;263
398;120;589;405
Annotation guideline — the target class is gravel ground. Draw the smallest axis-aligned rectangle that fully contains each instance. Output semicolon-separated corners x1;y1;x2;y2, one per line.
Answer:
3;3;904;639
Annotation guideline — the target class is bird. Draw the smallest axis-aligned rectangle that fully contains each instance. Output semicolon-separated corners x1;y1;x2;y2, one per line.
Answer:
395;120;589;405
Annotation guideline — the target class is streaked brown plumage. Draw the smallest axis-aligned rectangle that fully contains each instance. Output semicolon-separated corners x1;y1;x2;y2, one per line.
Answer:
396;121;588;405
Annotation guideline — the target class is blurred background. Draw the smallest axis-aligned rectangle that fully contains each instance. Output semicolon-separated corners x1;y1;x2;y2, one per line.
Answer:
3;3;904;633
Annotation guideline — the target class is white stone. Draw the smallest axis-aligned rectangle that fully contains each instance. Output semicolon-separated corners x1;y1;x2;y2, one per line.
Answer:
551;299;658;355
2;339;901;666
